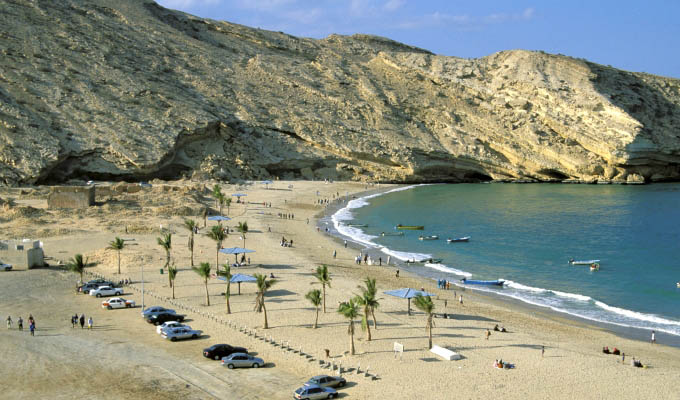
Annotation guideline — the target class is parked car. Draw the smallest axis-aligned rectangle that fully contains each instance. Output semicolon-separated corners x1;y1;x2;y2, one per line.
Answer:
221;353;264;369
203;344;248;360
294;384;337;399
1;263;12;271
305;375;346;389
161;326;202;342
89;286;123;297
79;281;114;294
156;321;188;335
141;306;176;318
146;312;185;326
101;297;135;309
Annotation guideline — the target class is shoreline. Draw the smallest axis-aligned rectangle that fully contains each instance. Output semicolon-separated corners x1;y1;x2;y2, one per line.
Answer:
320;184;680;349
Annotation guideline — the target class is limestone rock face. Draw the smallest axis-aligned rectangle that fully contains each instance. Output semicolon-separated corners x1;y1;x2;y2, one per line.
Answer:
1;0;680;185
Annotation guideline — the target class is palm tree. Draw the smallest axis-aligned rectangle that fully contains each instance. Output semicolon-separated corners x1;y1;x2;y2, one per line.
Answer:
67;253;92;287
184;219;197;267
217;192;226;216
212;184;222;210
193;262;212;306
168;264;178;299
305;289;322;329
216;264;232;314
313;265;332;313
225;197;232;216
107;237;125;274
253;273;277;329
413;294;436;349
237;221;248;247
157;232;172;287
208;224;227;273
338;298;360;355
354;291;374;341
359;278;380;330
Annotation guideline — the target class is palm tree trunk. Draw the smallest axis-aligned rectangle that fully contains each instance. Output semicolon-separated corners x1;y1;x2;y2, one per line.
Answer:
349;323;355;355
171;282;175;299
205;279;210;306
215;247;220;273
314;308;319;329
322;284;326;313
371;309;378;330
117;251;121;274
226;282;231;314
365;307;372;341
427;317;432;349
263;302;269;329
189;234;194;267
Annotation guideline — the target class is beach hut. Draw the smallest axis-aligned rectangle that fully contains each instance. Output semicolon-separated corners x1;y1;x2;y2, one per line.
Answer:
217;273;257;295
384;288;436;316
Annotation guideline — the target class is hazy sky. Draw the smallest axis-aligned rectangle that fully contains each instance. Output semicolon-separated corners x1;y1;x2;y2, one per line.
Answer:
157;0;679;78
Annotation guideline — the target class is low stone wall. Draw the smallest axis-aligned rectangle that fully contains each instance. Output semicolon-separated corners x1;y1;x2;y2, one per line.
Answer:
47;186;95;209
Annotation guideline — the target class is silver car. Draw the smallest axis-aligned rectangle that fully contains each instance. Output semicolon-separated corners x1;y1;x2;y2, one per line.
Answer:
161;326;202;342
221;353;264;369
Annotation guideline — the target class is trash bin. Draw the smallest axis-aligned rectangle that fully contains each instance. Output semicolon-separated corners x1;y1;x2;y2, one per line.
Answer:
160;268;164;274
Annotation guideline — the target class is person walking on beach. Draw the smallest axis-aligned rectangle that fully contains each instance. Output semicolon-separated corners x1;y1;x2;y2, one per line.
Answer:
395;270;400;278
17;316;23;331
485;329;491;340
379;257;382;266
541;345;545;358
622;352;625;364
333;250;337;259
71;314;76;328
6;315;12;329
88;316;93;330
29;320;35;336
651;330;656;344
459;295;463;305
79;314;85;329
344;240;347;248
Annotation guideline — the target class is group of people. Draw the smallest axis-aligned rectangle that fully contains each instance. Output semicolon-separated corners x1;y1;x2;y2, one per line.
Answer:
602;346;621;355
437;279;451;290
493;324;508;333
5;314;36;336
280;236;293;247
277;212;294;219
71;314;93;330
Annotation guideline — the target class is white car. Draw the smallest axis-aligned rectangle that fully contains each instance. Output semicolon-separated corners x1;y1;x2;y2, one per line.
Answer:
1;263;12;271
161;327;202;341
89;286;123;297
101;297;135;309
156;321;188;335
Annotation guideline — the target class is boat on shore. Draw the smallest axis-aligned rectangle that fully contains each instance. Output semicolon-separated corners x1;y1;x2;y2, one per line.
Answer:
447;236;470;243
460;278;505;286
396;224;424;230
404;257;443;264
419;235;439;241
569;259;600;265
381;232;404;236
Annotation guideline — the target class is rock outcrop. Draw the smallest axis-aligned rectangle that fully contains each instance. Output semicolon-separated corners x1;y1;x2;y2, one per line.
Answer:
1;0;679;185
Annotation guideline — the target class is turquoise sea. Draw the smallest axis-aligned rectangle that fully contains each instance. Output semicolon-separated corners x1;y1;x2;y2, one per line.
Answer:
330;184;680;343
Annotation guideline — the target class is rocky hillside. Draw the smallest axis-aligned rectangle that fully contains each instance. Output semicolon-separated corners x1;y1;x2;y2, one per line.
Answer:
1;0;680;185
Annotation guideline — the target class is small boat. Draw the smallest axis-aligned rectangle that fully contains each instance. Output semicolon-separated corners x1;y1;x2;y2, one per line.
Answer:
676;282;679;288
569;259;600;265
381;232;404;237
447;236;470;243
590;263;600;271
421;258;443;264
419;235;439;241
460;278;505;286
396;224;424;230
347;223;368;228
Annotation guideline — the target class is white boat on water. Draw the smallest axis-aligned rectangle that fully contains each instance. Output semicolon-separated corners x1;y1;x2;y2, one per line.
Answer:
569;259;600;265
418;235;439;241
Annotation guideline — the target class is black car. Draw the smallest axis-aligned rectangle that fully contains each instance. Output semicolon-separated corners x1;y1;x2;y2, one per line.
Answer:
79;281;115;294
203;344;248;360
146;312;185;326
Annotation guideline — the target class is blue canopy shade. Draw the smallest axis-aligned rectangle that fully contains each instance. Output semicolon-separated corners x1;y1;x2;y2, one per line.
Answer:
219;247;256;255
208;216;231;221
261;180;273;185
232;193;248;197
384;288;436;315
217;273;257;295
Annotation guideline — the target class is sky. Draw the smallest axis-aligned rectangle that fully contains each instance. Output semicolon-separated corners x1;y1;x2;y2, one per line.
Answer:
157;0;680;78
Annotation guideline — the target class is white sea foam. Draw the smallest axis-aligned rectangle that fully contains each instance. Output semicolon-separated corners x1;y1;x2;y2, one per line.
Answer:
424;263;472;277
380;248;431;262
504;280;549;293
594;301;680;327
552;290;592;302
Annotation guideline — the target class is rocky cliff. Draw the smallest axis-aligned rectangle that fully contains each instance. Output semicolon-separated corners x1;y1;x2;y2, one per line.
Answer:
1;0;680;185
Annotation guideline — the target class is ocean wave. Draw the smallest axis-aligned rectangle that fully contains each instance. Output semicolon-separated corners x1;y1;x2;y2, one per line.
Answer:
594;301;680;327
380;248;431;262
504;280;548;293
552;290;591;302
424;263;473;277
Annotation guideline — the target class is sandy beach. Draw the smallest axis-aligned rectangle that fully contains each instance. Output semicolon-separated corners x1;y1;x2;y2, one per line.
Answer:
1;180;679;399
